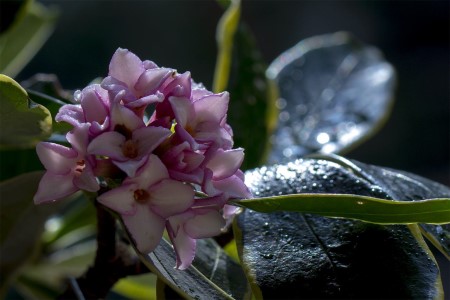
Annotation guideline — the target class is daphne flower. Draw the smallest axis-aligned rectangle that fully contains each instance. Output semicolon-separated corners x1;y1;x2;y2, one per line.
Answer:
87;104;171;177
170;92;233;151
56;84;110;137
34;125;99;204
102;48;173;116
98;154;195;253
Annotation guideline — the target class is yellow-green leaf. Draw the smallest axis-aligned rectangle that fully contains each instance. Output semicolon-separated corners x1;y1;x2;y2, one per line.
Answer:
0;74;52;149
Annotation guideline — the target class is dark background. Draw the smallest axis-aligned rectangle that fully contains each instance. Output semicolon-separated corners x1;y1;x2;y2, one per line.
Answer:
11;0;449;186
1;0;449;296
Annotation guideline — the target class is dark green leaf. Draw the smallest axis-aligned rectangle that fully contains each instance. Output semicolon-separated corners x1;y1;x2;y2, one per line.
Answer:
214;0;278;169
0;171;64;295
0;0;58;77
235;157;446;299
225;24;278;170
133;237;249;300
266;32;396;163
0;74;52;149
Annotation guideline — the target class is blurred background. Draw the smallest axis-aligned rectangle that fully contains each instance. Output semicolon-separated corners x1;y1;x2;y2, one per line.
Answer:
1;0;449;297
9;0;448;186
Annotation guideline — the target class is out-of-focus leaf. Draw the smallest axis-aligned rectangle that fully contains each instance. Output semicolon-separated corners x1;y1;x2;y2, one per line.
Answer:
235;156;446;299
112;273;157;300
0;147;43;181
13;240;96;299
214;1;277;169
0;171;63;296
21;74;74;134
0;0;58;77
266;32;396;163
420;224;450;260
132;236;249;300
0;74;52;149
225;25;278;170
213;0;240;93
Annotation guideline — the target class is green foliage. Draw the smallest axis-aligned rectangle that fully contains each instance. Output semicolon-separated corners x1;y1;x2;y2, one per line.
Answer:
0;171;64;297
214;0;278;170
234;194;450;224
0;74;52;149
0;0;58;77
235;156;448;299
131;236;250;300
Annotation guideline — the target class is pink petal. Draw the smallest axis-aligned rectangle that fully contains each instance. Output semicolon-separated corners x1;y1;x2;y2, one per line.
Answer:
184;209;225;239
135;68;173;95
213;173;253;199
162;71;192;98
80;85;109;124
206;148;244;180
34;172;78;204
133;126;171;156
111;103;144;131
167;215;196;270
113;156;148;178
66;124;90;155
149;179;195;218
125;93;164;108
87;131;126;160
122;205;165;254
73;164;99;192
169;96;192;128
109;48;144;89
55;104;84;127
36;142;77;174
133;154;169;188
193;92;229;124
97;183;138;215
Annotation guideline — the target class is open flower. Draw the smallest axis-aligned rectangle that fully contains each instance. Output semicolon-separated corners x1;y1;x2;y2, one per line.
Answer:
102;48;173;116
87;104;171;177
34;125;99;204
98;154;195;253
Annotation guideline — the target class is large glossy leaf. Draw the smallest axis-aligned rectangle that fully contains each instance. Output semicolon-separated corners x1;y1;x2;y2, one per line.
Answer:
0;0;58;77
235;156;447;299
266;32;396;163
0;171;64;296
133;236;249;300
0;74;52;149
214;0;278;169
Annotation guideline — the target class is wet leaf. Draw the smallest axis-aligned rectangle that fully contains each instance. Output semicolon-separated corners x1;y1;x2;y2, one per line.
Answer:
0;0;58;77
0;74;52;149
0;171;63;295
133;236;249;300
235;156;447;299
266;32;396;163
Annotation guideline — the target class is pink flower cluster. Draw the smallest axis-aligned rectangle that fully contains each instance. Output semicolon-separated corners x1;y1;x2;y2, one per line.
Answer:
34;48;251;269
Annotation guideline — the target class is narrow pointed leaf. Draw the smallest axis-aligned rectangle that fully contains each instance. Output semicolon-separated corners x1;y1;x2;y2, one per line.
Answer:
267;32;396;163
232;194;450;224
